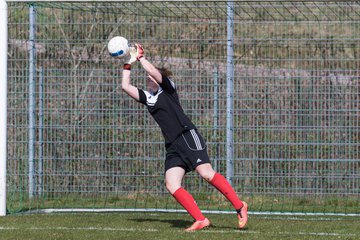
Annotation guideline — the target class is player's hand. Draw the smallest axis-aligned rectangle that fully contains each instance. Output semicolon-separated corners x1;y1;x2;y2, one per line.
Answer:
123;46;137;65
136;43;144;61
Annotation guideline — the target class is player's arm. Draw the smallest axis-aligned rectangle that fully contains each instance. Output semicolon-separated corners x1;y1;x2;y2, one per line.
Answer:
121;47;140;101
136;44;163;84
139;58;163;84
121;67;140;101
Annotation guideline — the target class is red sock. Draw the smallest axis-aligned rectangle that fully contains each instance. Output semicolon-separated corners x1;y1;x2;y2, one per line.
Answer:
172;187;205;221
210;173;244;210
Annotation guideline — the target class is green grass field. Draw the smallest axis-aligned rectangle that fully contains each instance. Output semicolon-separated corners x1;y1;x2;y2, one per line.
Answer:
0;212;359;240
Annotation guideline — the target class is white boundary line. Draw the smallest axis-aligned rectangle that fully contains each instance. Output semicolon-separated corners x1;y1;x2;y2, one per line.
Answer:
0;226;159;232
21;208;360;217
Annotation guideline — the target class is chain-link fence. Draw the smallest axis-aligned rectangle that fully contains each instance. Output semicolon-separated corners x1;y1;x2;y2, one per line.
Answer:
5;1;360;215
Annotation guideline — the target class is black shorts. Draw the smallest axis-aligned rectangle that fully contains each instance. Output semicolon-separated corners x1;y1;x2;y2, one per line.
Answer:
165;129;211;173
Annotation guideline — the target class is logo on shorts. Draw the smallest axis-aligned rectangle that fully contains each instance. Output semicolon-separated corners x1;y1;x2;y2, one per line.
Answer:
196;158;202;163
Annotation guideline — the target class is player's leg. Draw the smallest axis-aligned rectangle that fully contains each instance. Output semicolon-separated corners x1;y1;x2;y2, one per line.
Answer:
165;166;210;231
196;163;248;229
165;166;185;194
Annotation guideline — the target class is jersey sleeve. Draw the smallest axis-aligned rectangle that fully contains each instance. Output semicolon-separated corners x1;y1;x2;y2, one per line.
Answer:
159;76;176;94
138;88;147;105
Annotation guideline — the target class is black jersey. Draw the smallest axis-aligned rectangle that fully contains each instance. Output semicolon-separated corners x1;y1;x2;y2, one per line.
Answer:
138;76;196;145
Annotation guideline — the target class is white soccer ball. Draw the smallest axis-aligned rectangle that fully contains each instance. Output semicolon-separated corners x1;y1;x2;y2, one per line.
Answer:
107;36;130;59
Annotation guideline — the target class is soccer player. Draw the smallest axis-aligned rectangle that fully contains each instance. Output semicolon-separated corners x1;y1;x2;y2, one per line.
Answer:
121;44;248;231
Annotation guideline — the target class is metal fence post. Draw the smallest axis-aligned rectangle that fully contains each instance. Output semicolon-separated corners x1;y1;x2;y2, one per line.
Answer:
0;0;8;216
226;1;234;186
28;4;36;198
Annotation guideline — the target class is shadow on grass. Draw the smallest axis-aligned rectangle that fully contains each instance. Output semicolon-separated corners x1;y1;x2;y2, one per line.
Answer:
129;217;191;229
129;217;245;231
